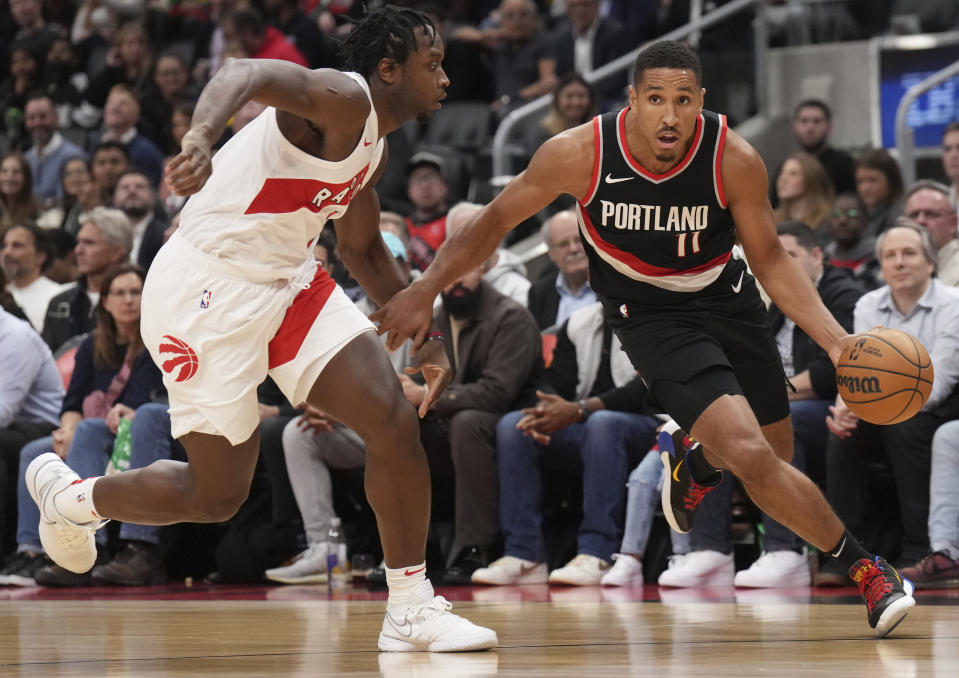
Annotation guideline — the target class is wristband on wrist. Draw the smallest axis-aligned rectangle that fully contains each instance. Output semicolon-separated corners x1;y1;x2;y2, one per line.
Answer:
427;331;445;342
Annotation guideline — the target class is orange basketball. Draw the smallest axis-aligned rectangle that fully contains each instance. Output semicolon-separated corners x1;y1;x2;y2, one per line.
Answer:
835;329;934;425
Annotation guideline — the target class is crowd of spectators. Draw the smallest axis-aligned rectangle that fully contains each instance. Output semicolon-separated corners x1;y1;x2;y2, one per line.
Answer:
2;0;959;591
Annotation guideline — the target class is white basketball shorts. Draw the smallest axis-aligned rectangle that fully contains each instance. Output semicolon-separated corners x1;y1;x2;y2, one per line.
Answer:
141;233;374;445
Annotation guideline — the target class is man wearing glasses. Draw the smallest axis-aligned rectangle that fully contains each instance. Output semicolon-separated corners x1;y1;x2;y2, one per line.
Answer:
527;210;596;330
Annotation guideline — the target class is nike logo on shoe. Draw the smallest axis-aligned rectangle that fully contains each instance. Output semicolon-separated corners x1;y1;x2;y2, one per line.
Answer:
672;459;683;483
731;271;744;293
385;610;413;637
404;566;425;576
605;173;634;184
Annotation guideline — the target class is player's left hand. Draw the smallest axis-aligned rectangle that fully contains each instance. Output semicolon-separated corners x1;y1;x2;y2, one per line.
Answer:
166;129;213;196
404;339;452;418
369;281;436;353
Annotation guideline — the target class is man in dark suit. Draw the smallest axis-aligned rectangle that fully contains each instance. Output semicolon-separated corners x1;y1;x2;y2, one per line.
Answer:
527;210;595;331
551;0;633;108
112;170;168;271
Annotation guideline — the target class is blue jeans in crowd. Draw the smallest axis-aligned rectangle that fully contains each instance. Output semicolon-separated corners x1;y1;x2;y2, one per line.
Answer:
496;409;658;563
17;403;177;552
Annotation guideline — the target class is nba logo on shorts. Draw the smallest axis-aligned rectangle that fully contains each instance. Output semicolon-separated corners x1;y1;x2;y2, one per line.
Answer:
619;303;629;319
200;289;212;309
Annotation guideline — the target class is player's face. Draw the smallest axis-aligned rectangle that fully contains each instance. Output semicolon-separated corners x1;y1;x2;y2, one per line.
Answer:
400;27;449;124
827;194;867;244
855;167;891;210
943;130;959;183
879;227;934;296
776;158;805;201
777;234;821;282
904;189;957;250
103;272;143;326
792;106;830;151
628;68;704;166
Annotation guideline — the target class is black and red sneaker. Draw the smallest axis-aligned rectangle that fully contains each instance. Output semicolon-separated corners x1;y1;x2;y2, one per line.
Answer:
849;556;916;637
659;421;720;534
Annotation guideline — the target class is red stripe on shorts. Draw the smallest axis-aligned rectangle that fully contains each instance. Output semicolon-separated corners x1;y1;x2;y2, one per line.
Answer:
267;267;337;368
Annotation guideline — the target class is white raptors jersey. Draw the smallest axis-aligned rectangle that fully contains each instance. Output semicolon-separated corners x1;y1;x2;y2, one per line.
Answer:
177;72;384;283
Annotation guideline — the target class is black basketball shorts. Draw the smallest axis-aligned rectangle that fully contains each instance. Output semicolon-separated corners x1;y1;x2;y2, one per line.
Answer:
604;262;790;433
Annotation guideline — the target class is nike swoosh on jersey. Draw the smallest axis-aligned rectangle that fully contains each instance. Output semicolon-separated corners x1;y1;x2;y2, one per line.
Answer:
363;139;373;147
604;173;634;184
731;271;744;293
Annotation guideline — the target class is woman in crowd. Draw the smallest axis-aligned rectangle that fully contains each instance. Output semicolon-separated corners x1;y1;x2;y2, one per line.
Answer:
84;23;155;109
522;74;596;157
773;151;835;239
0;153;40;231
856;148;904;237
0;263;163;588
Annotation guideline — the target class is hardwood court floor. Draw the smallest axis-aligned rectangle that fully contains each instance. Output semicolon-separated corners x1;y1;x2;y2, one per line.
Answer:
1;584;957;677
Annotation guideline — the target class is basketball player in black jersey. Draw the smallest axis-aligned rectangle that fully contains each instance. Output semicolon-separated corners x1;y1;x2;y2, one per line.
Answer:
373;40;915;636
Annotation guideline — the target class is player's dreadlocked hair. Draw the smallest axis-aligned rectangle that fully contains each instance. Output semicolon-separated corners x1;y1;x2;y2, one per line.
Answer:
340;5;436;79
633;40;703;86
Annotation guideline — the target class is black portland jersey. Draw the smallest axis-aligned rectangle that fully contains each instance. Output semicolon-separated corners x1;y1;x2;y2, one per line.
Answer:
577;108;735;302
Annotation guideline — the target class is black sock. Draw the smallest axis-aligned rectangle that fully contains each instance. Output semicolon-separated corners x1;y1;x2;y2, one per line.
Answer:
685;445;723;486
829;529;872;574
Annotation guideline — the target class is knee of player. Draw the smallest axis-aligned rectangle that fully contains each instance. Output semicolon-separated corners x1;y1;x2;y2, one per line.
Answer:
360;396;419;450
189;489;248;523
719;436;777;480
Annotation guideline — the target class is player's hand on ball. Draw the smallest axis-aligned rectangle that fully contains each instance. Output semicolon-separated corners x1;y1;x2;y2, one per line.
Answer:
166;129;213;196
405;339;452;418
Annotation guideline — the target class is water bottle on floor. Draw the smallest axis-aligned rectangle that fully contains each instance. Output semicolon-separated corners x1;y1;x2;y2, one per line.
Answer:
327;518;348;595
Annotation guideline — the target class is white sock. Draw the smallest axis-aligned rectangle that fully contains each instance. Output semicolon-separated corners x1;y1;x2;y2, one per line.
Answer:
53;477;104;524
385;561;426;609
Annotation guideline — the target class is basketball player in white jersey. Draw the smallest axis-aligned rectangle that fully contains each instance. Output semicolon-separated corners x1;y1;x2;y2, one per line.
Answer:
373;41;915;636
26;6;496;652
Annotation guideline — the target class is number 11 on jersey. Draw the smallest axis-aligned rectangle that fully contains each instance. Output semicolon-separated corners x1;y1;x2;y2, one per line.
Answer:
676;232;702;258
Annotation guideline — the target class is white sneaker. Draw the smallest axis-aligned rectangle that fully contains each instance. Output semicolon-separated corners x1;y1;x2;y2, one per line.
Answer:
26;453;104;574
265;543;342;584
657;550;734;588
734;550;811;588
601;553;644;587
378;579;497;652
471;556;547;585
548;554;610;586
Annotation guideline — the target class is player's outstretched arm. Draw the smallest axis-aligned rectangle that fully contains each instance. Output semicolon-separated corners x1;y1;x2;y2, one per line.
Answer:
370;127;593;351
724;131;850;364
167;59;368;196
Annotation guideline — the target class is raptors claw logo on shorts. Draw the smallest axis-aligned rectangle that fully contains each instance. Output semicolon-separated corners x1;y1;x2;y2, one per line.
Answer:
159;335;199;382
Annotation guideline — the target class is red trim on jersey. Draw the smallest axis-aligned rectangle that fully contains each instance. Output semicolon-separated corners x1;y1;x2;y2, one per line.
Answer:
245;167;369;215
578;207;730;277
268;266;337;368
714;115;729;208
582;116;602;203
617;109;704;181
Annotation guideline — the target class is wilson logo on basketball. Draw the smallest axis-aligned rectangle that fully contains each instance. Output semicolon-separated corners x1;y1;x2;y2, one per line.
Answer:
836;374;882;394
158;335;199;382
